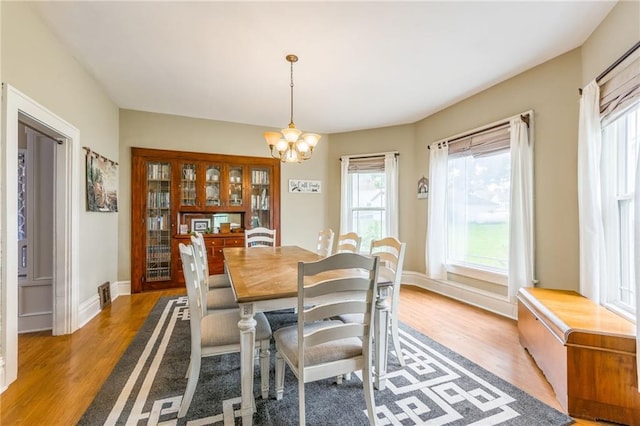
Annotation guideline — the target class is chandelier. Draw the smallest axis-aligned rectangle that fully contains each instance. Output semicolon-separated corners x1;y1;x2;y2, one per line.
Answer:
264;54;320;163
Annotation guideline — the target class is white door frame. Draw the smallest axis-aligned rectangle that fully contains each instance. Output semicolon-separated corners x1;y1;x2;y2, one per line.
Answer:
1;84;80;391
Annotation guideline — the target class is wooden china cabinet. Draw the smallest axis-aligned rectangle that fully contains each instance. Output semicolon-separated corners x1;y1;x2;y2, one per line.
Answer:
131;147;280;293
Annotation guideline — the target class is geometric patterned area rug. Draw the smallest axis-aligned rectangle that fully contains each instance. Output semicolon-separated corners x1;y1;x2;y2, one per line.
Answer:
79;296;574;425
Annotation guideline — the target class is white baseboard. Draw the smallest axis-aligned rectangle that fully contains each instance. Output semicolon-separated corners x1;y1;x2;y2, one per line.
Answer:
117;280;131;296
401;271;517;319
78;280;130;328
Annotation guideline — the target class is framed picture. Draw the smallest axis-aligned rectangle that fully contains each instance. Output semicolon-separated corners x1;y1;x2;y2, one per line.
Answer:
85;148;119;212
191;218;210;232
289;179;322;193
417;176;429;199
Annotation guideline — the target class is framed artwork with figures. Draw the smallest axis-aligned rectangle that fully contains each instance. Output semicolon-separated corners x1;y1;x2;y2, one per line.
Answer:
417;176;429;199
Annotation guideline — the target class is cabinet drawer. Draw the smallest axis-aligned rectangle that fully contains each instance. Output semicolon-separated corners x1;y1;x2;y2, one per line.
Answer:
224;237;244;247
208;240;225;257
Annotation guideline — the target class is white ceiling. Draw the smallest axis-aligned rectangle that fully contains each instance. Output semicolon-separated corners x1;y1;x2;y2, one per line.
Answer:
32;1;616;134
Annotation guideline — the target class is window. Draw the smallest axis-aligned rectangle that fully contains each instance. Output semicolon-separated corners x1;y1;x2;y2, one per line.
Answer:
427;114;532;296
349;169;385;252
447;149;511;276
602;103;639;317
443;124;515;285
340;153;398;253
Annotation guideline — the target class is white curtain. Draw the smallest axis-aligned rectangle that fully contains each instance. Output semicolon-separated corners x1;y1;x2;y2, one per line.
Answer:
577;80;606;302
508;117;534;300
384;153;399;238
426;144;448;279
339;156;350;235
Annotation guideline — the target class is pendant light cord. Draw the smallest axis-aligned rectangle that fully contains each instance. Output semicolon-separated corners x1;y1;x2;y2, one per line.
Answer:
289;59;295;128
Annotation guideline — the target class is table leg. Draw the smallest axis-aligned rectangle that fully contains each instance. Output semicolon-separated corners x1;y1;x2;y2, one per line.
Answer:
374;287;390;390
238;303;257;425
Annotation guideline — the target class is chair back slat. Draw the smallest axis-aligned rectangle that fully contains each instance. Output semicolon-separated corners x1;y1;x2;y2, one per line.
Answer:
245;227;277;247
179;243;203;336
305;300;369;323
190;233;210;316
316;228;335;257
303;276;372;299
336;232;362;253
304;323;364;348
370;236;406;289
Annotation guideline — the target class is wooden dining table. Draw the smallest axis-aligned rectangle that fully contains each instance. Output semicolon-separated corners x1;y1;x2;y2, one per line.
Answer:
222;245;393;426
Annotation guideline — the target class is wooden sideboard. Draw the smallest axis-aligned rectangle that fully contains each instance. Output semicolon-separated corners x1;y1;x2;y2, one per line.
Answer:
517;287;639;424
173;233;245;285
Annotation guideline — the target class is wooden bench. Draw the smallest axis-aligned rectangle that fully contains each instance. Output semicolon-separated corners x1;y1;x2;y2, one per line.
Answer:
517;287;639;425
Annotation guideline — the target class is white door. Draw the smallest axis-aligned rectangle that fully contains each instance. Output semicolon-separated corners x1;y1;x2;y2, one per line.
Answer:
17;125;54;333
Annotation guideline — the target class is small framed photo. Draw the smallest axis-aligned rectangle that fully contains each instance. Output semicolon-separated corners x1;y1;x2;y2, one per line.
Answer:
417;176;429;199
191;218;210;232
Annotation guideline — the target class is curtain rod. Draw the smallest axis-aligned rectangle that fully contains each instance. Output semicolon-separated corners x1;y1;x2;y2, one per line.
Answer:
578;40;640;95
339;151;399;161
597;40;640;82
428;111;531;150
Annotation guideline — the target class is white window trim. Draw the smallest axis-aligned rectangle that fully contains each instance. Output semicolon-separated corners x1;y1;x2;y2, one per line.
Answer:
445;262;508;286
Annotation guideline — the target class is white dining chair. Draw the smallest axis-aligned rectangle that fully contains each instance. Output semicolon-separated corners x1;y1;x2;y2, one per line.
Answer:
316;228;335;257
336;232;362;253
273;252;380;426
245;227;277;247
190;234;237;311
192;232;231;289
338;236;407;366
177;243;272;418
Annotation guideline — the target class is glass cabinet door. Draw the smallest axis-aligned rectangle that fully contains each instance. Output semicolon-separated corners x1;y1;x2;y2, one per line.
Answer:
205;165;221;207
180;163;197;207
146;161;172;282
250;167;271;228
228;166;243;207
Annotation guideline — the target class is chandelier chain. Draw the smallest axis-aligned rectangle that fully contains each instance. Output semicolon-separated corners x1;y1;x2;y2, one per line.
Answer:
289;58;295;128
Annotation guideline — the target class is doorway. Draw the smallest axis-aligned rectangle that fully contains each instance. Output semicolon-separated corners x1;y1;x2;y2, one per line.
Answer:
17;124;56;333
1;84;80;391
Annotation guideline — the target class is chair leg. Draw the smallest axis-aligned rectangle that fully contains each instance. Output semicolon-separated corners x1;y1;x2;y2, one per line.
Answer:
362;361;377;426
298;376;306;426
259;339;270;399
390;314;405;366
185;359;191;379
178;355;201;418
275;351;285;400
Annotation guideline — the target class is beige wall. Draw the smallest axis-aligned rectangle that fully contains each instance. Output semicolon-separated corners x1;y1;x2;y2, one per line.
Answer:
416;49;582;291
328;125;418;268
329;50;582;289
1;2;119;303
117;110;330;280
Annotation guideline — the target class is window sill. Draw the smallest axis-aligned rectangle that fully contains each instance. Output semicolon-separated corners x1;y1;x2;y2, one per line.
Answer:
604;303;636;324
445;263;507;286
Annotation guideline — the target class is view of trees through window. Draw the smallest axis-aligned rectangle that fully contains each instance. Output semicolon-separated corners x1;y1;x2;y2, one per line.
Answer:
446;150;511;271
350;171;386;253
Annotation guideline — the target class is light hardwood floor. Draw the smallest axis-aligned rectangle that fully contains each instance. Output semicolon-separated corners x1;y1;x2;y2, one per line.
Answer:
1;286;605;425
